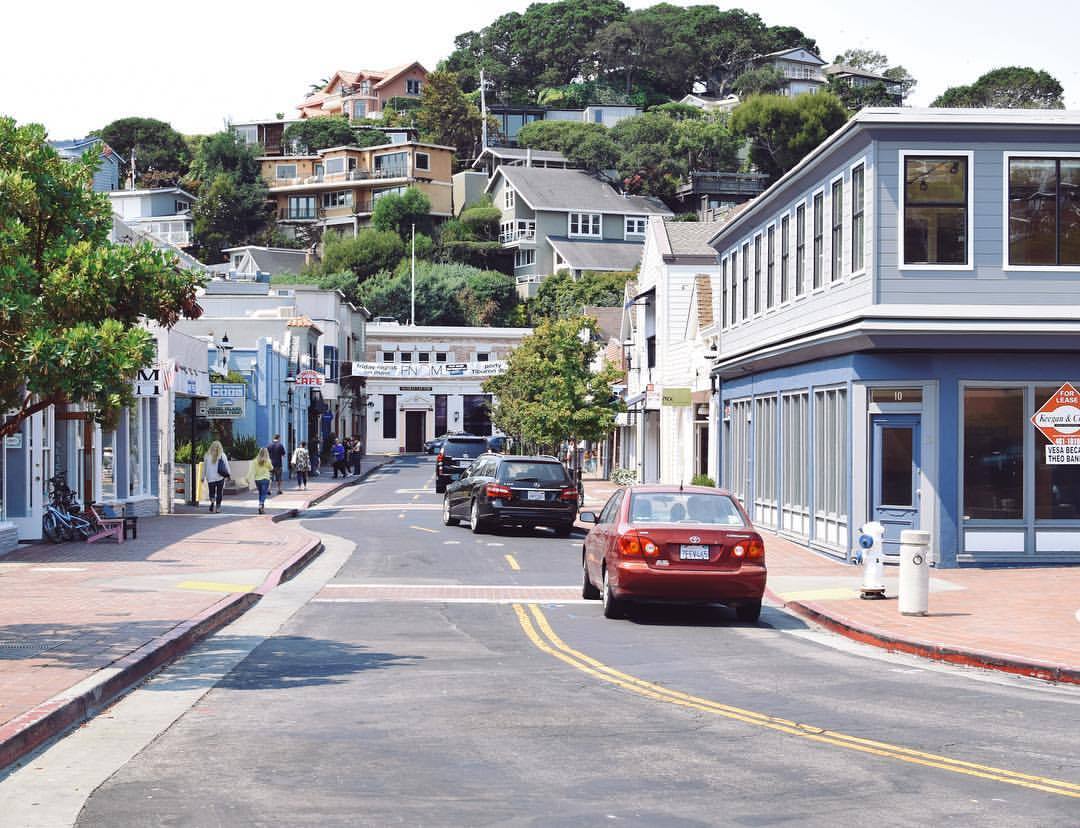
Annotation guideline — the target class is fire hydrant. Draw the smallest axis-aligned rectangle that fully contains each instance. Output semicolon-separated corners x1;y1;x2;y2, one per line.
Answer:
857;521;886;599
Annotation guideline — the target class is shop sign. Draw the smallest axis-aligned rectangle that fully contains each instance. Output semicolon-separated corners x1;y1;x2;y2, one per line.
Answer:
210;382;246;398
197;397;245;419
349;361;508;379
870;387;923;404
296;370;325;387
661;387;692;407
645;388;662;410
1032;382;1080;463
4;433;22;449
134;367;161;398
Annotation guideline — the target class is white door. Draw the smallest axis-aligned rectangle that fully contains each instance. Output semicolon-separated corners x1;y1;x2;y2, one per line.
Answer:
9;411;48;540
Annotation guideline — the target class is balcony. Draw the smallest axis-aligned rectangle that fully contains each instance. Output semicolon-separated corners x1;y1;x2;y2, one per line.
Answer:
278;206;322;221
500;221;536;244
676;172;770;200
269;166;411;189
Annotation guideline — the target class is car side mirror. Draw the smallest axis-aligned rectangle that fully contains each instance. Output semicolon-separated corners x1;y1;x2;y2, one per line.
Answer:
579;511;597;524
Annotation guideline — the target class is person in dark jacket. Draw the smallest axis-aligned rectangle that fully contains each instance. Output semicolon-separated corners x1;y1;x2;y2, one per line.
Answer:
331;438;347;478
266;434;287;495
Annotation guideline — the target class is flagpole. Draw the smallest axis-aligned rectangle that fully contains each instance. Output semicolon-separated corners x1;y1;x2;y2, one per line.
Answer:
410;223;416;326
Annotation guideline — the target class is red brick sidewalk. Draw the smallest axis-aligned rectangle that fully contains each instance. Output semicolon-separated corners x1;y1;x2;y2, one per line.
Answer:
0;460;390;769
578;479;1080;684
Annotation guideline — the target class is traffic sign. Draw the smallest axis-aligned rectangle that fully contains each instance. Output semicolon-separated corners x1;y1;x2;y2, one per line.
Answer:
1031;382;1080;446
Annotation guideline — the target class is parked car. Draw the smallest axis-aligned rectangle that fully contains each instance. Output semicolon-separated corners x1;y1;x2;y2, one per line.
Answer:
486;435;507;453
425;432;469;455
580;485;766;622
443;454;579;536
435;436;490;493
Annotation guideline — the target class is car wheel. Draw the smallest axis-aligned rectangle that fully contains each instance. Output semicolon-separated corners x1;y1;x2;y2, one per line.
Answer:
735;600;762;624
581;553;601;600
553;523;572;538
602;565;623;619
442;495;459;527
469;500;486;534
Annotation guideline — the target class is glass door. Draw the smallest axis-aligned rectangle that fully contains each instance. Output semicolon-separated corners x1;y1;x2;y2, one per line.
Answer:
871;414;921;556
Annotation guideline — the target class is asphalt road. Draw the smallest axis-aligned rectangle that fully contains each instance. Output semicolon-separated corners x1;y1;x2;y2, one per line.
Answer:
74;456;1080;826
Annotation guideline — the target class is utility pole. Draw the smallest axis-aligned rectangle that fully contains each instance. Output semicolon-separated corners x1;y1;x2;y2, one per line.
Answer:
480;69;488;152
128;147;137;190
410;223;416;326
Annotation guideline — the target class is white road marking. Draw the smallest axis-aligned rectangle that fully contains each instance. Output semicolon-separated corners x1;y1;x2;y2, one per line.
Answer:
444;541;461;545
410;525;439;534
486;542;505;547
29;567;88;572
323;583;580;589
314;598;590;605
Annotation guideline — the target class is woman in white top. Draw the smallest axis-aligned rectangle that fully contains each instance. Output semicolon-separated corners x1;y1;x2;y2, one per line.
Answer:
203;441;231;513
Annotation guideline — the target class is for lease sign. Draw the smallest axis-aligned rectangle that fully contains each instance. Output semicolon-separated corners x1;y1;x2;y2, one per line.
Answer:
1032;382;1080;464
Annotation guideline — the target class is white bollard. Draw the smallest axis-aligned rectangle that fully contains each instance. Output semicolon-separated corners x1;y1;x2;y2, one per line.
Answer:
858;521;886;599
898;529;931;616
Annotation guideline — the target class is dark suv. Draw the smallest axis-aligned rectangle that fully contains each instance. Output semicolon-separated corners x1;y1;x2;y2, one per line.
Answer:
442;454;578;536
435;436;490;493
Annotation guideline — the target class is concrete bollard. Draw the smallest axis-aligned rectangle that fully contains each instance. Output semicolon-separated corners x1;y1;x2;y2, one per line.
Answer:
898;529;931;616
858;521;886;599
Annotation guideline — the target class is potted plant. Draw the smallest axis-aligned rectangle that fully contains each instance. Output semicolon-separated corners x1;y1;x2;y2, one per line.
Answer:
224;435;259;491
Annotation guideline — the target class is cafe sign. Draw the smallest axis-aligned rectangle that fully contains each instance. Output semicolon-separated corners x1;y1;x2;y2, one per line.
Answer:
296;370;325;387
1032;382;1080;464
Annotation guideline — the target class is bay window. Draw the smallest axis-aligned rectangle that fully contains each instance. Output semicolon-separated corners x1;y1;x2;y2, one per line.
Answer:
903;155;968;265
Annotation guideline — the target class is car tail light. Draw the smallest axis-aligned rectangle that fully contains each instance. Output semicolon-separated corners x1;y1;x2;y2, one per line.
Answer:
486;483;511;499
733;535;765;561
617;531;659;557
559;487;578;502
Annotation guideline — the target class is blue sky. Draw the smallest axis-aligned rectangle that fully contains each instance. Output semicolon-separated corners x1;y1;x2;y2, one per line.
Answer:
5;0;1077;137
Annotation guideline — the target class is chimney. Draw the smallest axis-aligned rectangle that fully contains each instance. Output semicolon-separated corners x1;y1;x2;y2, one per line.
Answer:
526;147;532;168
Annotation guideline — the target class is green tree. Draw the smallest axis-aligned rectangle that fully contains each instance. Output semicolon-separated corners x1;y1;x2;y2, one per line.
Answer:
415;70;493;165
527;270;635;323
833;49;889;73
831;49;918;102
314;229;406;283
0;119;203;439
731;66;787;97
611;111;682;196
932;66;1064;109
97;116;190;186
484;316;623;452
354;261;517;326
371;187;432;237
731;92;849;182
282;116;355;153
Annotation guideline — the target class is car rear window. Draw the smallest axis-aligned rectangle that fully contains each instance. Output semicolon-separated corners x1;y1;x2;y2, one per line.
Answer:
442;439;488;458
627;492;747;526
497;461;569;486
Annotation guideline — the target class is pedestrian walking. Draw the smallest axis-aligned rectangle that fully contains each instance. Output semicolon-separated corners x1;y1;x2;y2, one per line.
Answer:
350;437;363;475
266;434;286;495
203;441;231;513
331;438;347;478
292;441;311;490
246;448;274;515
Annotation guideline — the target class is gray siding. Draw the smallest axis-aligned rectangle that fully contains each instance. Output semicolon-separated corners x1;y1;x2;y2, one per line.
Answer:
535;211;566;274
874;129;1080;305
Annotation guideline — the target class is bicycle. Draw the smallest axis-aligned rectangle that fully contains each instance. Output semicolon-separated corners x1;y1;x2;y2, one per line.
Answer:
42;473;93;543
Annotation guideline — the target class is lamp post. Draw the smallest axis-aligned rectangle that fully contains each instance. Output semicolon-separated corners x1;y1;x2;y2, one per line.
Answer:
285;374;296;470
215;332;233;375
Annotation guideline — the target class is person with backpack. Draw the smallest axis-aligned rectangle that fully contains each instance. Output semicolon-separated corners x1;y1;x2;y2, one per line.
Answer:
203;441;231;513
266;434;287;495
292;441;311;490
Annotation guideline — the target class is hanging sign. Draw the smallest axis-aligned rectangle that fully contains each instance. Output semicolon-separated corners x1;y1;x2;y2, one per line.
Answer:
210;383;246;398
296;370;325;387
1032;382;1080;464
134;367;161;398
197;397;246;419
661;387;692;407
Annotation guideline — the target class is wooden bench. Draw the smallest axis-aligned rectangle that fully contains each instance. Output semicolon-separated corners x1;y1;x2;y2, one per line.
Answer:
86;504;124;544
106;504;139;540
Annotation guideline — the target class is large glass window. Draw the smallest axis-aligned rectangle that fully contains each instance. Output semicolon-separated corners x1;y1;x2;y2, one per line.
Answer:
831;178;843;281
813;387;848;522
851;164;865;272
780;215;790;303
812;193;824;288
753;395;777;527
569;213;601;237
904;155;968;265
463;394;492;436
286;196;315;220
781;392;810;535
1008;158;1080;266
796;203;806;295
766;226;776;309
880;427;914;506
963;388;1023;520
1035;385;1080;519
374;151;409;178
434;394;447;436
324;157;346;175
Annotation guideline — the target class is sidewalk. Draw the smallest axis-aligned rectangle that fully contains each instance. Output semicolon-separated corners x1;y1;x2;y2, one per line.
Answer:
0;457;391;770
578;478;1080;685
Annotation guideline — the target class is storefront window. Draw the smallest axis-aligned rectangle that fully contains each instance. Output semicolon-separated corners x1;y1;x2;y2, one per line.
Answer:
1035;385;1080;519
101;430;116;501
963;388;1024;519
462;394;492;436
434;395;447;436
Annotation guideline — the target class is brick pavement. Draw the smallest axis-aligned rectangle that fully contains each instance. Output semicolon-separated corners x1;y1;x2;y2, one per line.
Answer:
0;459;391;769
579;477;1080;683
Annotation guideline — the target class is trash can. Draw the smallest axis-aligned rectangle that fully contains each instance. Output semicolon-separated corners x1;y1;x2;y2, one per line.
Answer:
857;521;886;599
898;529;931;616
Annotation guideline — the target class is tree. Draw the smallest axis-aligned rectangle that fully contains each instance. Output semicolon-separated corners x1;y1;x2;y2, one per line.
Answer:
527;270;635;323
833;49;889;73
97;116;190;187
731;66;787;97
731;93;849;182
0;119;203;439
932;66;1064;109
611;111;683;197
827;78;897;111
831;48;918;102
282;116;356;154
314;229;406;282
354;261;517;326
415;71;491;165
371;187;432;237
484;316;623;453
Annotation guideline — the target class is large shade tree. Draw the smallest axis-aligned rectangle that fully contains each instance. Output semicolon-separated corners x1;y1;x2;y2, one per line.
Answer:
932;66;1064;109
731;92;849;182
96;116;190;186
0;119;203;439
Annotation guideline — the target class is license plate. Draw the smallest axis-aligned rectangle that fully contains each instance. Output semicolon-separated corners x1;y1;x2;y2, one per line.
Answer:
679;544;710;560
527;490;545;501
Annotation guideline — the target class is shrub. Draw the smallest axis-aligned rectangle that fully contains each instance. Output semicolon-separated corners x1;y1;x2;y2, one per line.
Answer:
610;467;637;485
228;435;259;461
691;474;715;487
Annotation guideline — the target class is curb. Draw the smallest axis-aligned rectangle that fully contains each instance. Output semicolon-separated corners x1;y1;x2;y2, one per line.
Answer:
767;588;1080;685
271;458;393;523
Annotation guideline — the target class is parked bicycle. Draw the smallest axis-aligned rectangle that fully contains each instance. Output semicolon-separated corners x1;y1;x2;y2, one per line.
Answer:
42;473;93;543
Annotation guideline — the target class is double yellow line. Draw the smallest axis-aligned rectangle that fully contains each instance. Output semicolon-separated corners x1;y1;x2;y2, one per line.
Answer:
513;603;1080;800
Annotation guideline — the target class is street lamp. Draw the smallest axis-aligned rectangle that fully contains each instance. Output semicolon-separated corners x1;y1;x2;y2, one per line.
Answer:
285;374;296;459
216;332;233;374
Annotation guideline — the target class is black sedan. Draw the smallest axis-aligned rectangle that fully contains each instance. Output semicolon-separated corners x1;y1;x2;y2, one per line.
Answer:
443;454;579;536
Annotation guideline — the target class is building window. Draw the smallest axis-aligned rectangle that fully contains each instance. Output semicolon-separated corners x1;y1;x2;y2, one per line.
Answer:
399;352;412;362
796;203;806;295
569;213;602;237
813;387;848;541
812;192;824;288
752;235;762;314
753;395;778;527
723;399;751;502
851;164;865;272
503;187;515;209
463;394;492;436
780;215;790;303
323;345;339;381
415;152;430;171
435;352;447;362
435;394;447;435
831;178;843;281
514;248;535;269
646;335;656;369
382;394;397;440
721;258;728;328
285;196;316;220
963;387;1024;520
1008;157;1080;266
766;226;776;309
324;157;346;175
418;351;430;362
374;151;409;178
275;164;297;179
741;243;749;320
233;125;258;145
406;79;422;95
352;101;366;119
174;200;189;213
903;155;968;265
321;190;352;208
781;392;810;536
625;216;647;237
372;186;407;204
381;351;395;363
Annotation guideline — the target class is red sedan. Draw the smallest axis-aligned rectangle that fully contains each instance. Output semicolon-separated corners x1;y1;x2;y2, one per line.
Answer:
580;485;766;622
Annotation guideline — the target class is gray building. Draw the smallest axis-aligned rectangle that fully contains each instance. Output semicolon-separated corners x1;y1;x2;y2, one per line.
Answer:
50;137;122;192
709;107;1080;568
487;166;672;296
